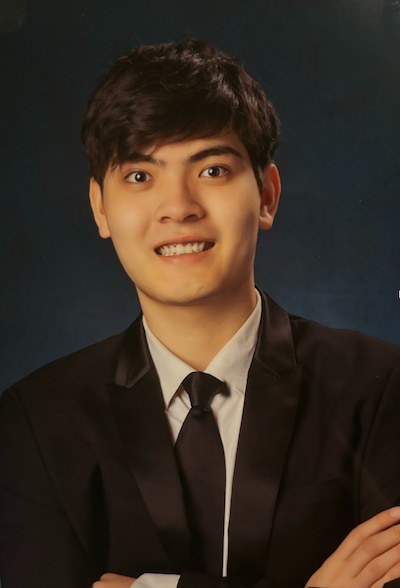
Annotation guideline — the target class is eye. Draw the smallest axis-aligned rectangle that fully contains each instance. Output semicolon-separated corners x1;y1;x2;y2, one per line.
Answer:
199;166;228;178
125;170;152;183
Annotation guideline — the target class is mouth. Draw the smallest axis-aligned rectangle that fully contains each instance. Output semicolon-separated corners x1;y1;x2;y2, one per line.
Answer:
156;241;215;257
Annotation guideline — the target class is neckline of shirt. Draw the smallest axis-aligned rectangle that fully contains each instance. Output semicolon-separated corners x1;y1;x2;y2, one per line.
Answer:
142;290;262;408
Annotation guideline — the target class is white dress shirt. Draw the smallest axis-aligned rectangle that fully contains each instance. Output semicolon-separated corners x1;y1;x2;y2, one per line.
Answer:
133;292;262;588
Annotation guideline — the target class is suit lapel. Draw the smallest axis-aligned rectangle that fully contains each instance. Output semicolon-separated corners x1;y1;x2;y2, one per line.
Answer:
109;319;193;570
228;292;302;580
109;292;302;577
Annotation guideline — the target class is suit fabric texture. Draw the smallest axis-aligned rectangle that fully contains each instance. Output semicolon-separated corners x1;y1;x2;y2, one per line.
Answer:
1;291;400;588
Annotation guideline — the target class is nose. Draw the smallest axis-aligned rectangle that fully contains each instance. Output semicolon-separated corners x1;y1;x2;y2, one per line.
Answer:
156;177;205;223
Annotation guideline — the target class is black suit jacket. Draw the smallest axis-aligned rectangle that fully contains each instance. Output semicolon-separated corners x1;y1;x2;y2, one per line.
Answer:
1;292;400;588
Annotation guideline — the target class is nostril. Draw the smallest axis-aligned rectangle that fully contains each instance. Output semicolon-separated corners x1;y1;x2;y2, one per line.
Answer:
184;213;201;222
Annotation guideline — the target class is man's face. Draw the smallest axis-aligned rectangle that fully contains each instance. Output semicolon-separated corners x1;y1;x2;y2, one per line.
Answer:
90;131;280;313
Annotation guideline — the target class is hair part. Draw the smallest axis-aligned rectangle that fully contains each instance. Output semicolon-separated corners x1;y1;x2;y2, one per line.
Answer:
82;38;280;188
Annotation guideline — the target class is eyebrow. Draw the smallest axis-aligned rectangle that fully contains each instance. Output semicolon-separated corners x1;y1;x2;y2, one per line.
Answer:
188;146;244;163
121;145;245;167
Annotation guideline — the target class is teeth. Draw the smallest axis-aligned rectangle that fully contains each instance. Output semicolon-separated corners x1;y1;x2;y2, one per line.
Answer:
158;242;208;256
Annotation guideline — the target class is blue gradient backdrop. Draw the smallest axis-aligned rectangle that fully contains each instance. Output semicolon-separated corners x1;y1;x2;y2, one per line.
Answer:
1;0;399;391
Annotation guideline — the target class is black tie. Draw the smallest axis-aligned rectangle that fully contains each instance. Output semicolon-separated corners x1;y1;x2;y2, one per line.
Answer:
174;371;227;575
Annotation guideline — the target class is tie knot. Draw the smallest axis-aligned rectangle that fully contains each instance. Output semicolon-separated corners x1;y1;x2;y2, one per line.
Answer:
182;372;227;409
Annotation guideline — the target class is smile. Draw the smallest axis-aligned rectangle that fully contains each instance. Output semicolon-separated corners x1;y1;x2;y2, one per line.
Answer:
156;242;214;256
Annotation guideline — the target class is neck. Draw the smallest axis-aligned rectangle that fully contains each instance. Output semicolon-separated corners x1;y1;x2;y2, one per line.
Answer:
140;289;258;371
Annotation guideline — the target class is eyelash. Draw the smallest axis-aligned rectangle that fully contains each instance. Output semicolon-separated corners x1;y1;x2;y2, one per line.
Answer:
125;171;152;184
199;166;229;178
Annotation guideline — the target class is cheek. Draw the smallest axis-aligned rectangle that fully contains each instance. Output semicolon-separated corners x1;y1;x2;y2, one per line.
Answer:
104;209;150;274
229;205;261;242
106;206;146;244
226;184;262;233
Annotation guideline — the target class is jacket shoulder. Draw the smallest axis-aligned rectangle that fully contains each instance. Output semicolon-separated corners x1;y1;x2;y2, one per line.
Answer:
289;313;400;374
3;328;129;405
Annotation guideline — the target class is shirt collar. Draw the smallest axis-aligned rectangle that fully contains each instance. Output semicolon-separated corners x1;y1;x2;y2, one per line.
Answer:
142;290;262;408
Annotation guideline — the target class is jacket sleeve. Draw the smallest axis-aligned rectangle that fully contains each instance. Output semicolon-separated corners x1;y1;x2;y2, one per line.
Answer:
0;387;98;588
177;366;400;588
359;365;400;519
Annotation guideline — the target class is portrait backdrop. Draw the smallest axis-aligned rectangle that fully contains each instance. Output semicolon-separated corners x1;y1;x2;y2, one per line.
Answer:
1;0;399;391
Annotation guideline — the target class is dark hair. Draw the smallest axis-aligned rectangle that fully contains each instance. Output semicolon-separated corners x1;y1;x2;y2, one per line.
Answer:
82;38;280;186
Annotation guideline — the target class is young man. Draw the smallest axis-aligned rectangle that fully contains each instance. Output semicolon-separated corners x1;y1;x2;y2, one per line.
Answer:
1;39;400;588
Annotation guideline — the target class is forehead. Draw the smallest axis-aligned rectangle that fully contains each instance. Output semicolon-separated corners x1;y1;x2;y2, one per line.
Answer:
119;131;251;167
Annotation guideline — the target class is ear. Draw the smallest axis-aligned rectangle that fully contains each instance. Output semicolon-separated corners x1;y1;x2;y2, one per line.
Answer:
89;178;111;239
258;163;281;231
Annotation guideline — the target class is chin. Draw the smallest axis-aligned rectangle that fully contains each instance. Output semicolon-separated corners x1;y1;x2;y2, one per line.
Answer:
141;283;222;307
